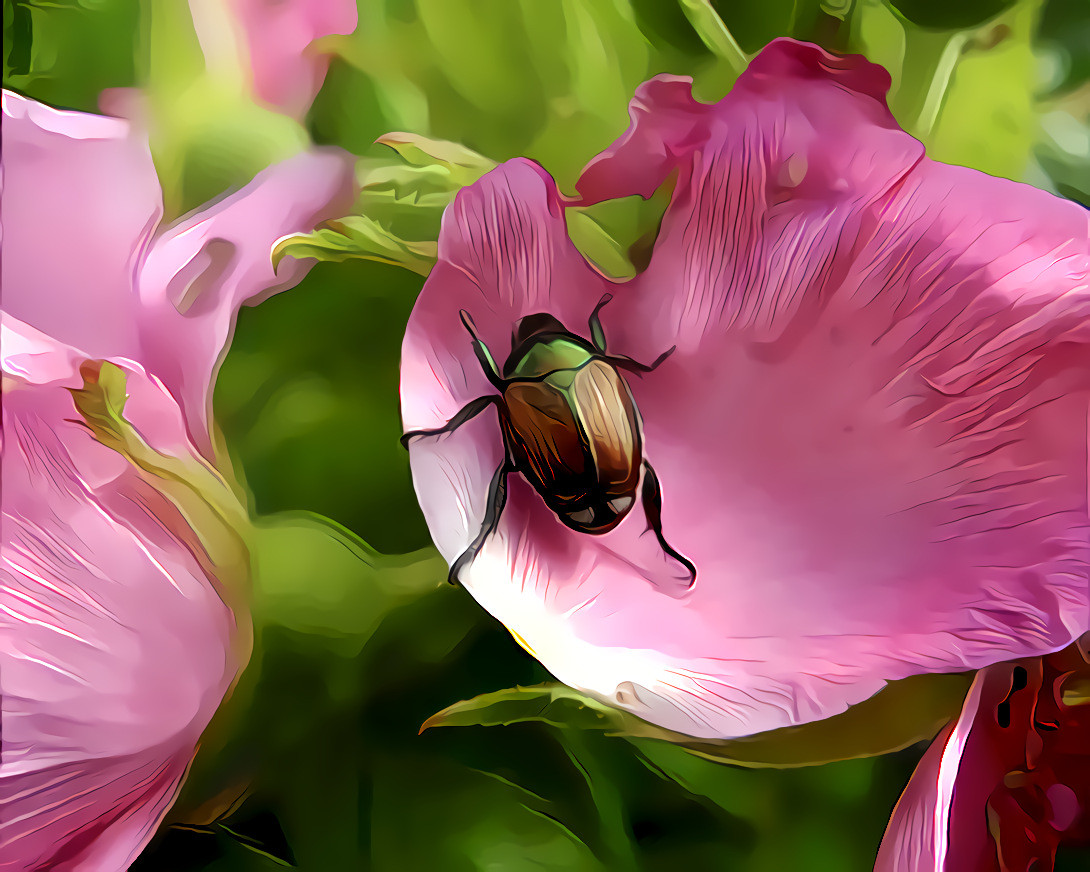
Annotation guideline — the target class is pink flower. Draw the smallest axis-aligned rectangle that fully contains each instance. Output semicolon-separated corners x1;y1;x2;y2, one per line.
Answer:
877;637;1090;871
190;0;358;119
0;92;353;869
400;39;1090;741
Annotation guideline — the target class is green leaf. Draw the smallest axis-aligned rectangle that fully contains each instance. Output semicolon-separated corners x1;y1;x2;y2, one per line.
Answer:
1037;110;1090;207
273;129;655;282
170;512;447;830
1038;0;1090;97
2;0;140;112
249;512;447;639
273;135;497;276
678;0;749;77
370;756;608;872
273;216;438;276
565;208;639;280
375;131;497;178
216;821;295;868
423;684;624;734
424;672;972;769
921;1;1041;180
884;0;1018;29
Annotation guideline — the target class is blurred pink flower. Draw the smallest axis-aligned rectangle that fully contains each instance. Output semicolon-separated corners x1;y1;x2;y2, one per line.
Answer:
0;91;353;869
877;637;1090;871
400;40;1090;740
190;0;357;119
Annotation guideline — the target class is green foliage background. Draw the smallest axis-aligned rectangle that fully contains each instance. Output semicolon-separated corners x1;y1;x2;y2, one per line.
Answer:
5;1;1089;869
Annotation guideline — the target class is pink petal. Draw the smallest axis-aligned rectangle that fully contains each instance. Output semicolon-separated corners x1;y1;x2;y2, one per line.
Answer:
0;319;246;870
215;0;357;119
402;39;1090;739
577;39;908;213
136;147;355;453
0;91;162;366
576;75;716;203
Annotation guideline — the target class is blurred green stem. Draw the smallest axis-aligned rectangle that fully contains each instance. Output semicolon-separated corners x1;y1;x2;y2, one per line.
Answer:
678;0;749;77
800;2;856;54
560;731;640;872
894;26;969;139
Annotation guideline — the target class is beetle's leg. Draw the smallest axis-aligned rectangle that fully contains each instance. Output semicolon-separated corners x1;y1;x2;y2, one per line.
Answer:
588;293;614;353
641;461;696;588
603;345;676;375
447;463;511;585
400;395;501;448
459;309;505;390
589;293;673;373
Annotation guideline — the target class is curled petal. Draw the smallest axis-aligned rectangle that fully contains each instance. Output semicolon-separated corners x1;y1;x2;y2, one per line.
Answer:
403;39;1090;739
0;319;247;870
576;75;715;204
137;147;355;452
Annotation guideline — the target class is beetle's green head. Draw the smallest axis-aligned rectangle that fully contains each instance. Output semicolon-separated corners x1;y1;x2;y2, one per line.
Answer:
458;310;595;385
503;313;594;380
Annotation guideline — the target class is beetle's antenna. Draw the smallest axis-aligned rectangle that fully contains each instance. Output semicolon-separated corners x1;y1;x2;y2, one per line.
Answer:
588;293;613;352
459;309;503;388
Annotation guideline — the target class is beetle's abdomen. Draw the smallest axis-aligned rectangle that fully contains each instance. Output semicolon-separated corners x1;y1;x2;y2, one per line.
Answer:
502;360;641;533
569;360;641;497
502;379;587;494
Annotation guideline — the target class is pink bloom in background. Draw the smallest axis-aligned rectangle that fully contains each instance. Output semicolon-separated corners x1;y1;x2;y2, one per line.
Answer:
401;36;1089;744
0;92;352;869
193;0;358;119
878;637;1090;871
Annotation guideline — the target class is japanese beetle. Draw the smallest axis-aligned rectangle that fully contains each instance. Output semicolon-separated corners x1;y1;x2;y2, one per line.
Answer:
403;295;696;588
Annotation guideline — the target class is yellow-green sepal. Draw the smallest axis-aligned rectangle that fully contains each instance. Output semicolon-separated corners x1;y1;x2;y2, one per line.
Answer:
423;673;972;769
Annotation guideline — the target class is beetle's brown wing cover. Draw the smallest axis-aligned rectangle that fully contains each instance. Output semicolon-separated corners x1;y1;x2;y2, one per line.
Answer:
502;379;593;509
569;360;641;499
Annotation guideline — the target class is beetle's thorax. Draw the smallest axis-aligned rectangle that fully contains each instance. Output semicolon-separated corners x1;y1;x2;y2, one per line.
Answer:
503;335;595;381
